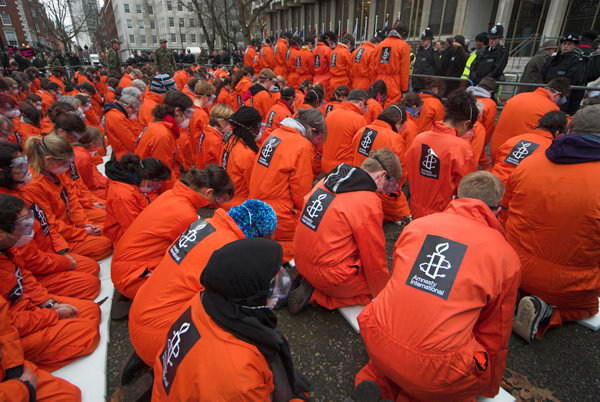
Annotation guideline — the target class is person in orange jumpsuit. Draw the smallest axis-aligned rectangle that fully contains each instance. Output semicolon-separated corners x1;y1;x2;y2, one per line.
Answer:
490;77;569;160
139;74;176;127
399;92;422;152
507;105;600;342
351;105;411;222
414;78;446;133
297;42;315;85
104;94;141;160
16;102;42;142
247;68;276;119
37;82;61;115
329;35;354;93
219;106;262;210
48;68;66;92
405;90;478;218
135;90;193;188
285;38;302;89
24;135;113;261
0;143;100;300
104;154;171;243
373;21;411;106
243;43;258;69
118;69;135;89
152;238;310;401
231;67;254;111
354;171;520;401
322;89;369;173
259;38;277;71
365;81;386;124
313;32;335;96
323;85;349;115
173;68;191;91
273;35;289;78
466;78;498;169
128;200;277;368
288;149;401;313
249;109;326;262
196;104;233;169
351;38;376;90
491;110;566;185
263;86;295;138
111;166;233;300
0;293;82;401
188;80;214;166
0;194;101;372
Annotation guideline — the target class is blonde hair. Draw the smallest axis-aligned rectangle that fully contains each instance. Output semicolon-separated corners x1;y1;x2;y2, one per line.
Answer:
25;135;73;174
258;68;277;80
209;104;234;127
194;80;215;96
457;171;504;207
361;148;402;181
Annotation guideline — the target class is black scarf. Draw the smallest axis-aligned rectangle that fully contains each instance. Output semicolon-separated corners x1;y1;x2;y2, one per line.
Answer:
200;238;303;401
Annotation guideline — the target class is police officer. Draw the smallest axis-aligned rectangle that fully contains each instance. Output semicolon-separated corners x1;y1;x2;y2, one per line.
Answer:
108;39;123;78
469;24;508;85
542;33;588;115
154;39;177;75
412;27;441;92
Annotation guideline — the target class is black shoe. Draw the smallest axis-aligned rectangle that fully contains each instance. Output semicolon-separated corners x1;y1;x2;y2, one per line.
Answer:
287;278;314;315
345;380;381;402
111;290;132;321
120;350;149;386
512;295;553;343
120;371;153;402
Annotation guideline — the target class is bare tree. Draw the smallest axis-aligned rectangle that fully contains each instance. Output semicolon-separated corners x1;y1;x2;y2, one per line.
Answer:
42;0;93;52
234;0;274;45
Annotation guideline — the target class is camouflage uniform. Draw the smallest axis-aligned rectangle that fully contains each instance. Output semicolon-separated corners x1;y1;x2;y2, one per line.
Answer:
154;47;176;75
108;48;122;78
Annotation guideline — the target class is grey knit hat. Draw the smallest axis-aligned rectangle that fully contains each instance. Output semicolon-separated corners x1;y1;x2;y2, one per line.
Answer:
569;105;600;134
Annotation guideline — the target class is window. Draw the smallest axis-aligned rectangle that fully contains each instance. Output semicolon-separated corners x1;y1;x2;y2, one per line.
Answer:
148;5;153;14
152;35;157;44
179;18;184;27
191;34;196;43
0;11;12;25
139;20;144;29
170;33;176;42
129;34;135;43
0;0;7;7
178;2;183;11
428;0;459;36
167;1;172;10
141;35;146;44
150;20;155;29
181;34;186;43
5;29;17;45
189;18;195;27
136;4;142;13
126;19;133;28
169;17;174;27
124;3;130;13
188;2;192;9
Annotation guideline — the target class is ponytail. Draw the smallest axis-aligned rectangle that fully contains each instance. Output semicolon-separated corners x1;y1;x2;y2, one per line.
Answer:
25;135;73;174
180;165;233;198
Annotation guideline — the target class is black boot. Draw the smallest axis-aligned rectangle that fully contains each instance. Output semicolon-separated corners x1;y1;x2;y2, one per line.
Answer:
345;380;381;402
120;350;149;386
111;290;132;321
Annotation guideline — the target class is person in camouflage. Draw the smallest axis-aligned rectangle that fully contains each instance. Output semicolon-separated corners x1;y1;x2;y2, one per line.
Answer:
108;39;123;78
154;39;176;75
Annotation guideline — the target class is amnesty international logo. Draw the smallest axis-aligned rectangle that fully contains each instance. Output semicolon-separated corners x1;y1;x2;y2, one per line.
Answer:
258;136;282;167
504;140;540;166
380;47;391;64
419;144;440;179
169;219;216;264
406;234;467;300
358;128;378;156
301;188;336;231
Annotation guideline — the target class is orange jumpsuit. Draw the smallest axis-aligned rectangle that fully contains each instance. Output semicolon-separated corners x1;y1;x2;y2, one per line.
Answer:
263;100;293;138
23;174;113;261
248;85;275;120
313;42;332;95
490;129;553;185
66;155;106;227
322;101;368;173
103;180;151;243
415;92;445;134
259;45;276;71
104;105;138;160
248;125;314;262
502;144;600;324
196;125;225;169
297;47;315;84
294;167;390;309
216;88;234;110
135;121;181;188
49;75;65;92
130;210;245;365
231;76;253;111
351;42;376;90
351;120;410;221
0;254;100;372
490;88;558;160
173;70;190;90
38;90;56;115
405;122;477;218
139;92;164;128
400;117;418;153
111;180;210;298
189;105;210;166
14;120;41;143
468;121;487;165
118;73;133;89
219;140;256;210
373;35;411;106
365;98;383;124
243;45;257;69
356;198;520;401
477;96;498;145
152;296;275;401
73;145;107;200
0;296;82;401
285;46;302;88
329;44;353;92
273;38;289;78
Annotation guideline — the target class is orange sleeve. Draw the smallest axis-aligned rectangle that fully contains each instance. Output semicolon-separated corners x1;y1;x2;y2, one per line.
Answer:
110;190;144;231
289;145;314;210
400;44;411;93
0;380;30;402
60;176;92;226
451;146;477;194
469;123;486;163
74;152;98;196
107;114;137;154
0;296;24;375
152;136;177;170
10;241;72;276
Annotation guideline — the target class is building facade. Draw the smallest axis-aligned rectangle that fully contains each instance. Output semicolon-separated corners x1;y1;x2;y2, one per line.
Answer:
107;0;209;58
264;0;599;54
0;0;59;52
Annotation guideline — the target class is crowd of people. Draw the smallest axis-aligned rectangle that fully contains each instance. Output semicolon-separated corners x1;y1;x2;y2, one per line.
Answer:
0;17;597;402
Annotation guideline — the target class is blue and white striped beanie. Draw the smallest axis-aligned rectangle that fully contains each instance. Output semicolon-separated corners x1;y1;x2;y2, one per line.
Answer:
150;74;176;93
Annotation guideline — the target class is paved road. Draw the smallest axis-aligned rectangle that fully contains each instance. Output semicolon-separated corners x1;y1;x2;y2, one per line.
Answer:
107;222;600;401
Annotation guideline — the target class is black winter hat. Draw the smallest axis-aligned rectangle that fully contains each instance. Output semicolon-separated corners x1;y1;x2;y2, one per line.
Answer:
488;24;504;38
561;33;579;44
229;106;262;130
421;27;434;40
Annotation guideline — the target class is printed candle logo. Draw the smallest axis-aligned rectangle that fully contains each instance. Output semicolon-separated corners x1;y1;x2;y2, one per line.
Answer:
306;193;326;218
419;144;440;179
32;203;49;236
295;56;301;68
301;188;335;231
314;55;321;68
380;47;391;64
358;128;378;156
354;48;365;63
169;219;216;264
258;136;281;167
505;140;539;166
406;235;467;300
9;267;24;303
330;53;337;66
